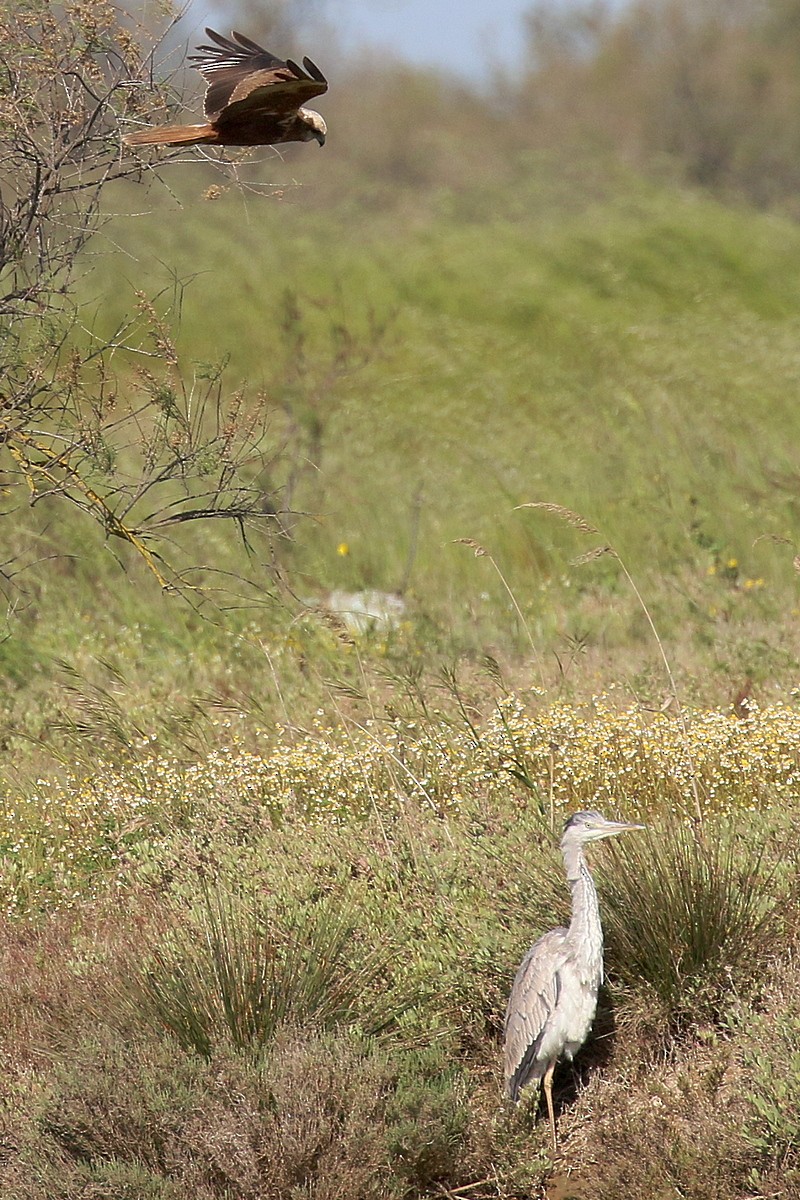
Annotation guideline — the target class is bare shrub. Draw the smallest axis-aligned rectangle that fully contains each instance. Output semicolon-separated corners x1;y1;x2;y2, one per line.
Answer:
0;1;290;603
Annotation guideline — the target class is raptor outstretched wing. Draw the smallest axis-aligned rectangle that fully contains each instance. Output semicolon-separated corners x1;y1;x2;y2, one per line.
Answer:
189;29;327;121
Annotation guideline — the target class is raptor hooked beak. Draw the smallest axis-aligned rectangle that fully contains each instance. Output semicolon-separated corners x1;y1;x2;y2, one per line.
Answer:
314;130;326;147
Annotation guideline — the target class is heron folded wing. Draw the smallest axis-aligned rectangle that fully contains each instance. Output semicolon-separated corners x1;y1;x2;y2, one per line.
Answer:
503;927;570;1100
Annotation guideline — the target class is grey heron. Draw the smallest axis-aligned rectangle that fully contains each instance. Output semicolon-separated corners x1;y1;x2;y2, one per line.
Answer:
503;810;645;1150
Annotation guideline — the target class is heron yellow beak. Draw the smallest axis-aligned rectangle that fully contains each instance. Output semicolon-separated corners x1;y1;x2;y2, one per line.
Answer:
597;820;646;839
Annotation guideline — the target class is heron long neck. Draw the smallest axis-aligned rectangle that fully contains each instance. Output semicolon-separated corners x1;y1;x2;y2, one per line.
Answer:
562;842;604;983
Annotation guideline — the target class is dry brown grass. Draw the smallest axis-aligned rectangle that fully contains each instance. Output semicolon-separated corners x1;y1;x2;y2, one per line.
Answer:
562;953;800;1199
0;794;797;1199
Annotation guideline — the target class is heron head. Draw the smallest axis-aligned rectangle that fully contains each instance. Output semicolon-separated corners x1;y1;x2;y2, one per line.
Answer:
299;108;327;145
561;810;645;848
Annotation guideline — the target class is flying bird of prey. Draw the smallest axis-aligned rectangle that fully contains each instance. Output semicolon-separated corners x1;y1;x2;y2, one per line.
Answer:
124;28;327;150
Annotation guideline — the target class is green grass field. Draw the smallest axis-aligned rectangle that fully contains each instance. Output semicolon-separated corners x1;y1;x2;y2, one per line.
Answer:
3;145;800;1198
6;166;796;752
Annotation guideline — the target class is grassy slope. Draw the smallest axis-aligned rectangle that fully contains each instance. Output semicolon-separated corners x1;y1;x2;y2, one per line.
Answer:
3;163;800;1198
101;176;800;574
26;170;797;721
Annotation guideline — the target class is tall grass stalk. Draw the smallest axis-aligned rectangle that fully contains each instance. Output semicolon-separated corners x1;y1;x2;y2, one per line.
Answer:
127;885;422;1058
516;501;705;829
454;538;545;689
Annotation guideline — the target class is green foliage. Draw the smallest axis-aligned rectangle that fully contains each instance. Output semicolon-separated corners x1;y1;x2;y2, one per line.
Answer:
126;884;423;1059
600;821;781;1034
742;1006;800;1181
385;1045;469;1189
0;171;797;781
520;0;800;214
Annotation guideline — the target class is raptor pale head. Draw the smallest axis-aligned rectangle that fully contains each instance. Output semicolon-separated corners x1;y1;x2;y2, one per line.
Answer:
299;107;326;145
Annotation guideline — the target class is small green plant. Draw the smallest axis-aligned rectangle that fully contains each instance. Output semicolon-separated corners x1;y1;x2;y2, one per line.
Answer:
599;820;781;1035
126;884;421;1058
385;1044;469;1190
742;1006;800;1182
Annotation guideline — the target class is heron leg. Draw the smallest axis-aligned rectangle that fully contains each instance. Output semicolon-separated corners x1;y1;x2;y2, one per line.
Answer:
543;1060;557;1152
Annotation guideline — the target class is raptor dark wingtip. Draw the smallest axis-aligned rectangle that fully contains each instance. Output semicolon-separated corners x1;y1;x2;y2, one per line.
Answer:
302;56;327;84
188;28;235;59
285;56;327;86
231;29;270;55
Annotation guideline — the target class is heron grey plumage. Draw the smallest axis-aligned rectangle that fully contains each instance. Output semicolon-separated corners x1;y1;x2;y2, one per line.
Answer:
503;810;644;1150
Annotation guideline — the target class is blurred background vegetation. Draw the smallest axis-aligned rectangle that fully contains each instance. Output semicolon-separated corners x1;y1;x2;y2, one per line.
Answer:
3;0;800;773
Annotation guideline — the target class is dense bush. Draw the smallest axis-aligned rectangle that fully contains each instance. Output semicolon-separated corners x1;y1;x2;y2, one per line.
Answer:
1;782;798;1197
599;820;783;1036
